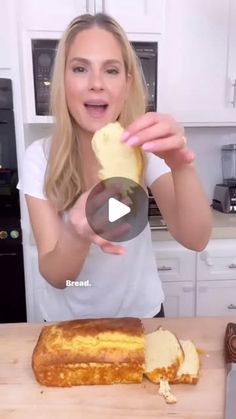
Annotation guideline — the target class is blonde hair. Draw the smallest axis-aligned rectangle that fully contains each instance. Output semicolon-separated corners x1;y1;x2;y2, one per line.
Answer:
45;13;148;212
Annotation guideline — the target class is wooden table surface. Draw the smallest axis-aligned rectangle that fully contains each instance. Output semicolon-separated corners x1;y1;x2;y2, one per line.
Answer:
0;316;235;419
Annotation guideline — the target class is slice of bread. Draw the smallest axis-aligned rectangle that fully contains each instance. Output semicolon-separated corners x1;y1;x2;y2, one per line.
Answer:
91;122;143;185
173;339;200;384
144;327;184;383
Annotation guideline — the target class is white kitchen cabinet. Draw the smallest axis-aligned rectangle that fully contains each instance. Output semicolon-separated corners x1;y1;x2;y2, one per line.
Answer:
98;0;165;34
17;0;164;33
162;282;195;317
159;0;236;126
227;0;236;109
152;241;196;317
196;281;236;316
197;239;236;281
196;239;236;316
17;0;88;31
0;0;13;69
27;246;46;322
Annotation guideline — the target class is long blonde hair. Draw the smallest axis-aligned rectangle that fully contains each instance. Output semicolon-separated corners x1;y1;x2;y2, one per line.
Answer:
45;13;148;212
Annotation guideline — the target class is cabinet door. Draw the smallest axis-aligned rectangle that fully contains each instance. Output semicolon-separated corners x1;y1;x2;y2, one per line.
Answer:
0;0;12;68
18;0;88;30
228;0;236;108
101;0;165;33
162;281;195;317
197;239;236;281
153;241;196;282
160;0;236;125
29;247;46;322
197;281;236;316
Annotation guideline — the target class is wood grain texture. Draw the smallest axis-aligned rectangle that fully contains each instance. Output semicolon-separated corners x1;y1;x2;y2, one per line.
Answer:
225;322;236;363
0;316;235;419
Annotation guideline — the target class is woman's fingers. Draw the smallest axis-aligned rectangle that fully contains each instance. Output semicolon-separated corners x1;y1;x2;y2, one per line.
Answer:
92;234;125;255
121;112;181;142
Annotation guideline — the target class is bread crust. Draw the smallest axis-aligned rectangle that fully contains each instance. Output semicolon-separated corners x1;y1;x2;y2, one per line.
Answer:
32;318;145;387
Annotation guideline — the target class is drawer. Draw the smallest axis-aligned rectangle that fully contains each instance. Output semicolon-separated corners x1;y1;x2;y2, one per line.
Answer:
153;248;196;282
197;280;236;316
198;252;236;280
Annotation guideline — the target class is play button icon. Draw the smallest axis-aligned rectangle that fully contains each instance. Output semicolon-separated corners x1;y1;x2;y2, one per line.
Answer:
85;177;149;242
108;197;131;222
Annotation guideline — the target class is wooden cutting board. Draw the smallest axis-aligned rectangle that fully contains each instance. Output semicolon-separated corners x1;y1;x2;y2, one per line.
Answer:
0;316;234;419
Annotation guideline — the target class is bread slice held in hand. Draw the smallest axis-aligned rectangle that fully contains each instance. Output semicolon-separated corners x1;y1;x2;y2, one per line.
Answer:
91;122;144;186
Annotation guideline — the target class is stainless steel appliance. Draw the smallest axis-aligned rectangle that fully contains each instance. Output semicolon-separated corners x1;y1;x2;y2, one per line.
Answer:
212;144;236;213
31;39;158;115
148;188;167;230
212;184;236;213
221;144;236;185
0;78;26;323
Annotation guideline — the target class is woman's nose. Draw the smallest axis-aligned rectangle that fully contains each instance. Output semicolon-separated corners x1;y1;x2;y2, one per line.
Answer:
89;71;104;91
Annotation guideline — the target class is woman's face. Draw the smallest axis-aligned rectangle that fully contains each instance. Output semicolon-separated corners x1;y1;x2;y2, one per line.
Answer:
65;26;131;137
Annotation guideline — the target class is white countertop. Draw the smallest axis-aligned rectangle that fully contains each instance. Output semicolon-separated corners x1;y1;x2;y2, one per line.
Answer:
151;208;236;241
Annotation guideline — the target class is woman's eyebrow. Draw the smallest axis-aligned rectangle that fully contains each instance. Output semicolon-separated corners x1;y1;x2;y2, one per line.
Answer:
68;57;122;66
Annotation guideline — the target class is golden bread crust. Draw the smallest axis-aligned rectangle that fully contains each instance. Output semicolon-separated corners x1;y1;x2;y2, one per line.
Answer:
32;317;144;387
144;359;182;384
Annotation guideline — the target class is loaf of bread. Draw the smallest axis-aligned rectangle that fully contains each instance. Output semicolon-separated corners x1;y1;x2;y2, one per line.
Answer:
91;122;144;185
32;317;145;387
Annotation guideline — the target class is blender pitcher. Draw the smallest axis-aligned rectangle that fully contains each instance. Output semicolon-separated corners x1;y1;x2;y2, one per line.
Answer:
221;145;236;185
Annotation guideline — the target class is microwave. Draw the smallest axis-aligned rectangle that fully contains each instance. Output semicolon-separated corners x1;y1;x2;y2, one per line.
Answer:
31;39;158;116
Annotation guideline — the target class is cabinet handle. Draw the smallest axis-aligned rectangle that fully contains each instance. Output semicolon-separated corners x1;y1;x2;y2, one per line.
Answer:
182;286;194;293
0;252;17;256
86;0;89;12
158;266;172;271
230;78;236;108
229;263;236;269
206;257;213;267
228;304;236;310
200;251;213;266
198;286;208;293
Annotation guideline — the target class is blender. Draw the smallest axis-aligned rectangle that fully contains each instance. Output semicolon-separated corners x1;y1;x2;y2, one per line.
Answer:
212;145;236;213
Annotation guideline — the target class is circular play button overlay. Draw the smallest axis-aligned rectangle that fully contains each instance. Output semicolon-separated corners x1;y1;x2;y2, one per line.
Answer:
85;177;149;242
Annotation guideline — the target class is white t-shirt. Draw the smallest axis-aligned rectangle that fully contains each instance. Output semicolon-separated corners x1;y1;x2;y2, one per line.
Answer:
18;138;170;321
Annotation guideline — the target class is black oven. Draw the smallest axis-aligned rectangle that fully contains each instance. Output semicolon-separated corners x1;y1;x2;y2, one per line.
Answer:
0;78;27;323
31;39;158;115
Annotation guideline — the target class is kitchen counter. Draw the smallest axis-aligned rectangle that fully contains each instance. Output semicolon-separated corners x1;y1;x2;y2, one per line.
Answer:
151;208;236;241
0;316;235;419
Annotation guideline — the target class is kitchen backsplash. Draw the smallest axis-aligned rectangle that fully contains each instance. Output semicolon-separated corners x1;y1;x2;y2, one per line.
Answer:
26;125;236;203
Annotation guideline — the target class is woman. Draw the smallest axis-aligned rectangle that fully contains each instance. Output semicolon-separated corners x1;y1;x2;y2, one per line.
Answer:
18;13;212;321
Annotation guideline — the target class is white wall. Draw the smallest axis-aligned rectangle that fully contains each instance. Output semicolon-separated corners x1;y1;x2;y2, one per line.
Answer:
186;126;236;202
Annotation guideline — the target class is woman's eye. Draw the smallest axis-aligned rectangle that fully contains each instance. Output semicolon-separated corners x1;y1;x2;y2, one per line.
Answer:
73;66;86;73
106;68;119;75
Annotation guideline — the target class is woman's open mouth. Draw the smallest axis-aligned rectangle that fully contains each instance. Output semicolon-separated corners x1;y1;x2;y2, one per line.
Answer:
84;102;109;118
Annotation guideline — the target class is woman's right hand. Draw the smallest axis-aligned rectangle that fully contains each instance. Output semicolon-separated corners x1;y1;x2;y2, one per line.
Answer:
67;183;130;255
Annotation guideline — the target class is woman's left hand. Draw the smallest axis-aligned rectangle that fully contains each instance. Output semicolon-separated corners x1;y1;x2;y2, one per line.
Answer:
120;112;195;170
